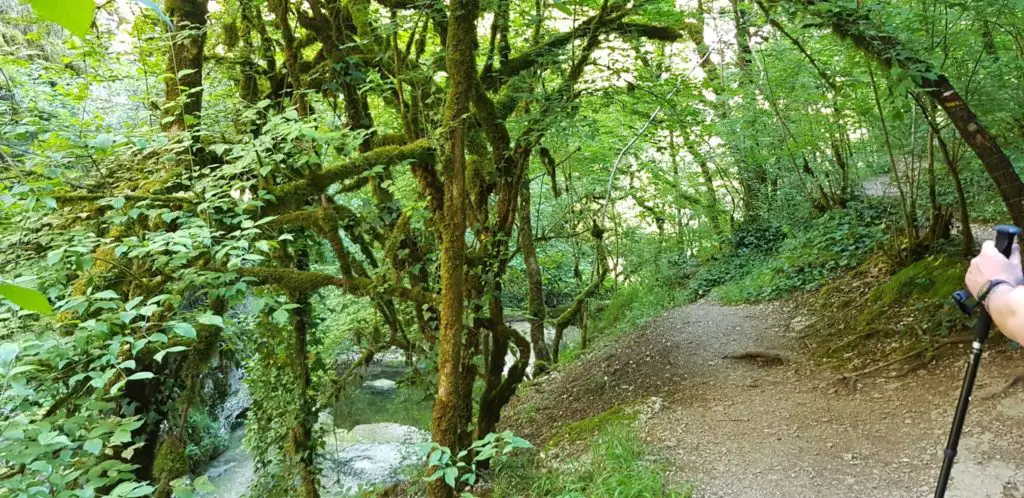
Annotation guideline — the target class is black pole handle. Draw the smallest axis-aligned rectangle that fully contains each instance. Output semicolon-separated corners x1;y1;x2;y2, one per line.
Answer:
952;225;1021;315
993;224;1022;258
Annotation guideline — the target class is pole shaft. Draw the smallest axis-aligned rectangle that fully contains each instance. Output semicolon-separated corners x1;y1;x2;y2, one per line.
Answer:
935;313;991;497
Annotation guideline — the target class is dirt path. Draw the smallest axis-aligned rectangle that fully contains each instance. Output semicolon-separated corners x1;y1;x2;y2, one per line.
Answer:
644;301;1024;497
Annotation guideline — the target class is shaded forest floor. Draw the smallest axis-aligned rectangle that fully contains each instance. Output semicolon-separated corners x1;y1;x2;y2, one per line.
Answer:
505;299;1024;497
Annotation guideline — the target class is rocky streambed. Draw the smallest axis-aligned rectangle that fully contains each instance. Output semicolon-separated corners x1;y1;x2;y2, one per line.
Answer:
202;353;431;497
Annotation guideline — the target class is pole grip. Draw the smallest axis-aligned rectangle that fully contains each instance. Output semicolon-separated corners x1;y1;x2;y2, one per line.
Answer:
993;224;1021;258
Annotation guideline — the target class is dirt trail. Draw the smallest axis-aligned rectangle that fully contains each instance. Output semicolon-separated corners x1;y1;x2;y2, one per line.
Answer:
644;301;1024;497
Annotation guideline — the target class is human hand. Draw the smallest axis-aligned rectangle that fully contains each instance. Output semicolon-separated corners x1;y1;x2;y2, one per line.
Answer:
965;240;1023;298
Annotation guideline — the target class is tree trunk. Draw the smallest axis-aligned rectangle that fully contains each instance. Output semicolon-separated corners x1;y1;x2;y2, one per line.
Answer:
927;128;940;238
429;0;478;494
553;230;607;363
518;181;552;374
868;66;916;243
289;290;319;498
162;0;208;133
914;95;976;255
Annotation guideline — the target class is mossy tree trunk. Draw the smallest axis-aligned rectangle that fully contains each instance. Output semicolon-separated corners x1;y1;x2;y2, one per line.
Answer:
162;0;208;133
518;180;552;374
428;0;477;494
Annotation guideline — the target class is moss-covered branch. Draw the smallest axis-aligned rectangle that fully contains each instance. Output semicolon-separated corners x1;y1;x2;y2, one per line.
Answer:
480;10;680;90
237;267;437;305
266;139;434;214
53;193;197;206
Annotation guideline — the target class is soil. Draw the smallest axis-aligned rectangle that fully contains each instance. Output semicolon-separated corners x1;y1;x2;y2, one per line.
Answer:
505;300;1024;497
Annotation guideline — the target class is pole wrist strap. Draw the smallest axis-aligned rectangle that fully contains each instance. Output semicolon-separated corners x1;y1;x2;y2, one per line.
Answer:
979;279;1013;304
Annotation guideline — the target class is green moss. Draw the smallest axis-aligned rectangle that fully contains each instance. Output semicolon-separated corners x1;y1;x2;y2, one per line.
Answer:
857;256;965;328
868;256;964;305
154;435;189;482
545;403;636;449
238;267;342;294
268;139;434;214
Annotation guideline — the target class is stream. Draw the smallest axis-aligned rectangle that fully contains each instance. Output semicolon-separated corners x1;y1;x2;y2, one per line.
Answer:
200;321;577;496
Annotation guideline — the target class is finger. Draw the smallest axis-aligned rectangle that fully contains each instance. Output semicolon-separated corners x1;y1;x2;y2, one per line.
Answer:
981;239;997;255
1011;244;1021;267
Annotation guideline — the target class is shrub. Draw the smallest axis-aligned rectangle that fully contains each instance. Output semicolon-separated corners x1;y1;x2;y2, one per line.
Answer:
183;408;229;472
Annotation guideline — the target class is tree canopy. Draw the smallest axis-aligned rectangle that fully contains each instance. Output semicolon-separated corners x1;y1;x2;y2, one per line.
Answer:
3;0;1024;496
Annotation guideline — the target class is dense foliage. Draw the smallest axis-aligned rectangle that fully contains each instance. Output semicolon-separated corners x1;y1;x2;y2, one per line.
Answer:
3;0;1024;497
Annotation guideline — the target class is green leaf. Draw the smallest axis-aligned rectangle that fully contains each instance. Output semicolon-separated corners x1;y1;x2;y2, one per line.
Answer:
84;438;103;455
443;467;458;488
88;134;114;150
92;289;120;300
27;0;94;38
154;346;188;362
172;322;196;339
0;282;53;314
193;475;216;493
127;372;154;381
126;484;155;497
197;314;224;328
0;342;18;366
272;308;289;324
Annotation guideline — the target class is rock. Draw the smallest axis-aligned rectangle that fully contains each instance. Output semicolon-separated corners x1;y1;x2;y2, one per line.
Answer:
321;423;430;495
789;315;815;332
318;411;334;428
362;378;397;393
348;423;429;444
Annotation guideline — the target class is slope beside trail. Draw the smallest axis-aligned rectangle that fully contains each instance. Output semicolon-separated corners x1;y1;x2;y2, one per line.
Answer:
507;300;1024;497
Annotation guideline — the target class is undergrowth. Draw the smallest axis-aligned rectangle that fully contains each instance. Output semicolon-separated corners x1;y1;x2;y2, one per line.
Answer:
491;407;691;498
710;201;889;303
803;243;981;369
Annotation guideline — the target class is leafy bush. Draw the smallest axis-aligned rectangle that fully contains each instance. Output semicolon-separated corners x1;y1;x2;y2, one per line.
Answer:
712;201;889;303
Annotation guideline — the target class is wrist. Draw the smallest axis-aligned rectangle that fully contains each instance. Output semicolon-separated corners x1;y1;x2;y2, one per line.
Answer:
985;282;1016;311
979;279;1014;304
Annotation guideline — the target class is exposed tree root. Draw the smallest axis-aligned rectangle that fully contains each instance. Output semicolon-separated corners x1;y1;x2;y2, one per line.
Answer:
839;336;971;383
722;350;788;365
985;372;1024;399
827;328;881;354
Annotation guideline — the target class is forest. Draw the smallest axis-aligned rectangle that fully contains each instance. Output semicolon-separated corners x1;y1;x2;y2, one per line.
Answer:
4;0;1024;496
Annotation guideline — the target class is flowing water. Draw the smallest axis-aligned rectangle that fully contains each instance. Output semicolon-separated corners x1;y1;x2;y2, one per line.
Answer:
202;352;432;497
201;322;575;496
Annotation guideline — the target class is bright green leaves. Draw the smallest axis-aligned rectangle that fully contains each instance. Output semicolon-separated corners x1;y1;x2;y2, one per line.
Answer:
196;313;225;328
172;322;197;339
83;438;103;455
419;431;533;491
0;282;53;314
23;0;174;38
25;0;95;38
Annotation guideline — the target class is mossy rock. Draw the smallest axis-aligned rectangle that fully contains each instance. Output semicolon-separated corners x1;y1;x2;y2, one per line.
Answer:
153;435;189;482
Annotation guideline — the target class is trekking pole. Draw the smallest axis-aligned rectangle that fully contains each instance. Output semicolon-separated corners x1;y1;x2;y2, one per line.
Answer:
935;224;1021;498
